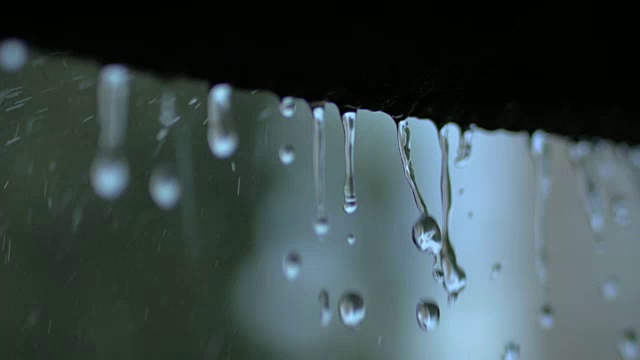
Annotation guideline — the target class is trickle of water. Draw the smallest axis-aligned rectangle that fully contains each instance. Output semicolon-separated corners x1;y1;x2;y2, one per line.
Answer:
342;112;358;214
416;299;440;332
312;217;330;237
0;38;28;73
397;120;442;254
454;125;475;168
90;154;130;200
600;277;619;300
490;262;502;279
279;97;296;118
611;196;631;226
207;84;238;159
503;342;521;360
278;145;296;165
318;290;332;327
312;106;328;237
282;251;301;281
538;304;554;329
531;131;552;284
149;166;182;210
436;125;467;304
338;291;366;329
618;330;639;360
346;233;356;246
97;64;130;150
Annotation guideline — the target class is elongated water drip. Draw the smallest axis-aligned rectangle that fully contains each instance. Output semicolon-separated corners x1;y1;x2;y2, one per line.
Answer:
454;125;475;168
207;84;238;159
531;131;551;284
97;64;130;150
312;106;329;236
342;112;358;214
159;92;180;128
397;120;441;254
437;125;467;305
318;289;332;327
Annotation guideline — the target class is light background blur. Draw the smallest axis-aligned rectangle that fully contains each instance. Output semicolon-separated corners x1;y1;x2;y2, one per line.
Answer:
1;49;639;359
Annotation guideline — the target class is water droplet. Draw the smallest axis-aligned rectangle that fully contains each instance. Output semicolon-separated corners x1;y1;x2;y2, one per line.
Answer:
97;64;130;150
338;291;366;329
279;97;296;118
454;126;474;168
491;262;502;279
618;330;639;360
156;128;169;141
600;277;619;300
207;84;238;159
279;145;295;165
503;342;521;360
159;92;179;127
318;290;332;327
0;38;28;73
312;217;330;237
612;197;631;226
412;214;442;253
282;251;301;281
458;188;464;195
149;166;182;210
538;304;554;329
90;154;130;200
346;233;356;245
416;299;440;332
342;112;358;214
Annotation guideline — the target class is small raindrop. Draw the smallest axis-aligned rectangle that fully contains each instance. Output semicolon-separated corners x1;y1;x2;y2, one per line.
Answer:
538;304;554;329
346;233;356;246
149;166;182;210
600;277;619;301
412;214;441;254
282;251;301;281
618;330;639;360
338;291;366;329
279;97;296;118
318;290;332;327
503;342;521;360
90;155;130;200
491;262;502;279
416;299;440;332
313;217;330;237
279;145;295;165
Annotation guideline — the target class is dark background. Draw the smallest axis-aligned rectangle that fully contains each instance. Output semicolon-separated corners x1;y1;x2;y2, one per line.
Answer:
2;11;637;143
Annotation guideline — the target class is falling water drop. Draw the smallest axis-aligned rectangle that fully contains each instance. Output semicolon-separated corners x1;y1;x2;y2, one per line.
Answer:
312;106;328;237
618;330;639;360
279;145;296;165
600;277;619;300
149;166;182;210
454;125;475;168
503;342;521;360
346;233;356;246
279;97;296;118
282;251;301;281
207;84;238;159
490;262;502;279
437;125;467;303
90;154;130;200
412;214;442;254
0;38;28;73
531;130;552;284
342;112;358;214
97;64;130;150
416;299;440;332
538;304;554;329
318;290;332;327
338;292;366;329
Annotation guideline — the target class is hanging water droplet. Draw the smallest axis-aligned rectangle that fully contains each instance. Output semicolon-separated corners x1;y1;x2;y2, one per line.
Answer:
279;145;295;165
416;299;440;332
97;64;130;150
318;289;332;327
282;251;301;281
490;262;502;279
454;126;474;168
149;166;182;210
0;38;28;73
342;112;358;214
412;214;442;253
90;154;130;200
312;217;330;237
618;330;639;360
612;197;631;226
346;233;356;246
338;292;366;329
600;277;619;300
503;342;521;360
538;304;554;329
279;97;296;118
207;84;238;159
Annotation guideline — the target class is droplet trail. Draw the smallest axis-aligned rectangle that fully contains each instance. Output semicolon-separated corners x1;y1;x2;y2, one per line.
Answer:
207;84;238;159
342;112;358;214
318;290;332;327
312;106;329;237
97;64;130;150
